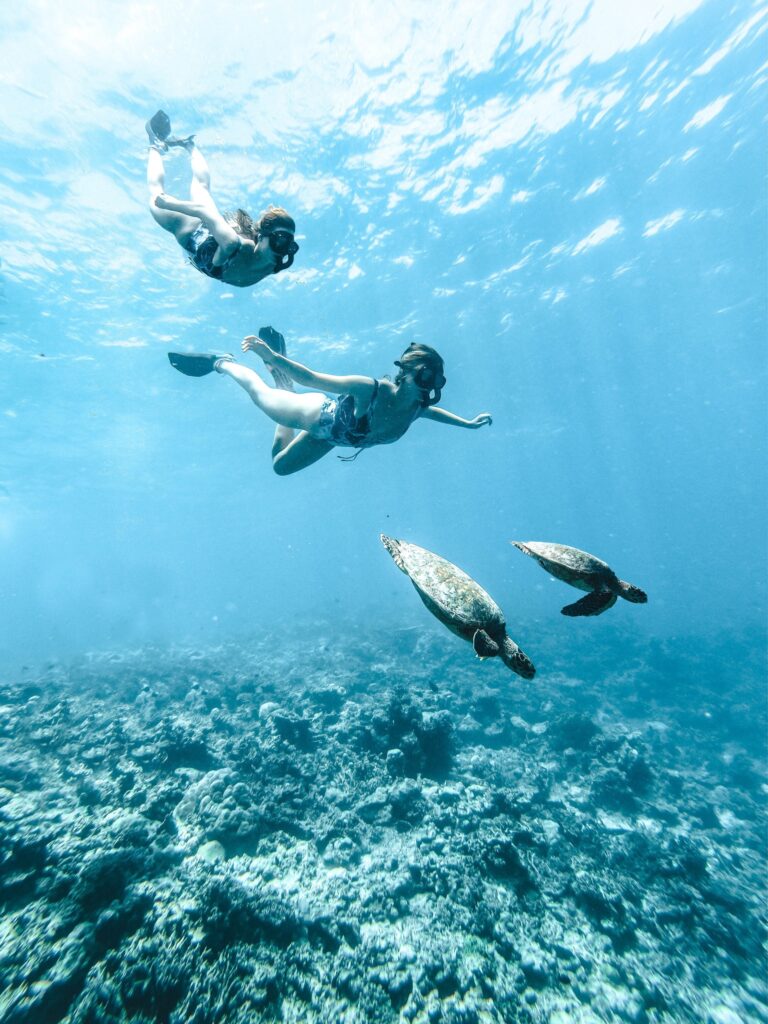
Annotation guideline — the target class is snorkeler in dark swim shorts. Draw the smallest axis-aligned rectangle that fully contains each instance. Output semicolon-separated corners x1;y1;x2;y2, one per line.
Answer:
145;110;299;288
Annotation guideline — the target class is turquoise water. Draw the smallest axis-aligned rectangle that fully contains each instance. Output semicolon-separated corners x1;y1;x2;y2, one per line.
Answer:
0;6;766;1022
1;1;765;665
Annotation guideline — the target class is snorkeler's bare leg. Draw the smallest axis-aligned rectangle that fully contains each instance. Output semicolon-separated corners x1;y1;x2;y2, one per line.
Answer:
188;145;214;206
217;361;327;431
154;192;241;254
272;424;295;459
187;148;242;261
272;432;334;476
147;148;199;241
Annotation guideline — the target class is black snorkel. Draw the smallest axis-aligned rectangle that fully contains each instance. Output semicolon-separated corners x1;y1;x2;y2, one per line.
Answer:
415;364;445;407
272;251;295;273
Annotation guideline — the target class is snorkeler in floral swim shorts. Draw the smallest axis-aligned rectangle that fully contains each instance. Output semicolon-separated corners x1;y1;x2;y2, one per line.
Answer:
167;329;492;476
145;110;298;287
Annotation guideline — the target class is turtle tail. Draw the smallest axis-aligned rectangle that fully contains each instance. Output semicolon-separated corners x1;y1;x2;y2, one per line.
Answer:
380;534;407;574
617;580;647;604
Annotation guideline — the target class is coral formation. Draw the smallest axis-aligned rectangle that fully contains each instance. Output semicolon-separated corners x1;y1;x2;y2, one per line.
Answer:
0;626;765;1022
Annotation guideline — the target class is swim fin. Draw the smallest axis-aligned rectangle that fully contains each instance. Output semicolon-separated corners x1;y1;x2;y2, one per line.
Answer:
168;352;233;377
146;110;171;143
258;327;294;391
259;326;286;356
166;134;196;150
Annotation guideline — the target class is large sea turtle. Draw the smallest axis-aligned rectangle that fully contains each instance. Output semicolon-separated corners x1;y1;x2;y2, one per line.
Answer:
512;541;647;617
381;535;535;678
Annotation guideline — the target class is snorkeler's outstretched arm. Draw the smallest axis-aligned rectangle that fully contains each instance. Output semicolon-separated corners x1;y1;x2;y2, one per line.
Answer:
420;407;492;429
242;336;375;400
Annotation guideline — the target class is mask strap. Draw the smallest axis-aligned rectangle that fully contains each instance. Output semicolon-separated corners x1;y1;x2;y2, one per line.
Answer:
337;447;365;462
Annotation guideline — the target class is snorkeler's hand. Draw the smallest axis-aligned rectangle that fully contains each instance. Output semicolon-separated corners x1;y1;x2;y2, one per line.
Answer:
241;335;277;365
154;193;172;210
471;413;493;428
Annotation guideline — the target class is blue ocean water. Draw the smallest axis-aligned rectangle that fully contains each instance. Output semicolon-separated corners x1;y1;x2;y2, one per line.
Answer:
0;5;766;1022
0;0;765;668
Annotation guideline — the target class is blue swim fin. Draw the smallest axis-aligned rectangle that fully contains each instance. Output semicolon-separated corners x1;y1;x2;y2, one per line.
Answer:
146;110;172;146
258;327;294;391
259;326;286;356
168;352;233;377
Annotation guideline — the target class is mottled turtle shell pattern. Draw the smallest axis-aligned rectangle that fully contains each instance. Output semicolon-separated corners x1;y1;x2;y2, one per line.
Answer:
381;536;505;633
513;542;619;594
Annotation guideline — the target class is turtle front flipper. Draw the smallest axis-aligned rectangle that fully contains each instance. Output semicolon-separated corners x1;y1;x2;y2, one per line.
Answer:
561;590;617;617
473;630;500;659
617;579;647;603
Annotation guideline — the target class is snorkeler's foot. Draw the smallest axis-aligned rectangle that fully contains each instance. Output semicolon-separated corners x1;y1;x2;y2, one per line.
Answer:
167;352;234;377
259;326;295;391
146;109;172;151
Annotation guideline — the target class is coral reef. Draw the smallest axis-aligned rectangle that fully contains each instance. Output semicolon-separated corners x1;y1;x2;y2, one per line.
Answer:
0;624;765;1022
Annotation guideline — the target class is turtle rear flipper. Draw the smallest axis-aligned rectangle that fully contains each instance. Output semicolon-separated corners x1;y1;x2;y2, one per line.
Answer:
561;590;617;617
617;580;647;603
472;630;499;659
380;535;408;574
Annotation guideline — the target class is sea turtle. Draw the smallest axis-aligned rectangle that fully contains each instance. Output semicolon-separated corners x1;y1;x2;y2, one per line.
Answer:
381;535;535;679
512;541;647;617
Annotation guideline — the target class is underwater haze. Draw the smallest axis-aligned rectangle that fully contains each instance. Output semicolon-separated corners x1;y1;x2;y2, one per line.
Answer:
0;0;765;664
0;2;766;1023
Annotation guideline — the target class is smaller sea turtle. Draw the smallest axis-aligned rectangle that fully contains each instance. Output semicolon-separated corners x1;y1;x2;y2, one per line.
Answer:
381;535;535;678
512;541;647;617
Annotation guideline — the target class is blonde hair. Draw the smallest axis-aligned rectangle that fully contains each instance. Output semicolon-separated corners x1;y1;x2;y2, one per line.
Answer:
228;206;295;241
257;206;296;235
228;209;257;240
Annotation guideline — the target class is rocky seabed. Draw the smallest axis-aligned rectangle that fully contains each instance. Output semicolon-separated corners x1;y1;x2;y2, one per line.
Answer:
0;625;765;1023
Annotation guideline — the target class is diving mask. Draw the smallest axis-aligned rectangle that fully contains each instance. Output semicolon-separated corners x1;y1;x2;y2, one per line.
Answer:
266;229;299;257
395;361;446;406
260;226;299;273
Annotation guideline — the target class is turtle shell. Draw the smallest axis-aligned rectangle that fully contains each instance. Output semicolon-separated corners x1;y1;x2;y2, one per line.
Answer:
513;541;617;591
381;535;504;634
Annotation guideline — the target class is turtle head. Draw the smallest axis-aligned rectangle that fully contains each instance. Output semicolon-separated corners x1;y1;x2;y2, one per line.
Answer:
617;580;647;604
500;635;536;679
